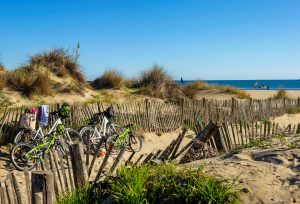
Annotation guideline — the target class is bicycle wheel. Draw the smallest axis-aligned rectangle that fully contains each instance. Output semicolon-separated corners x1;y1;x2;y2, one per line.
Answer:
11;143;39;171
129;135;142;152
79;126;101;153
55;138;70;158
105;136;122;154
65;128;80;144
14;129;42;144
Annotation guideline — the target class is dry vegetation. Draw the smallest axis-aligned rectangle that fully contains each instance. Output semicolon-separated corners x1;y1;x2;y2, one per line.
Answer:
0;49;255;106
0;48;86;99
183;81;251;99
92;69;123;89
273;89;289;99
135;65;184;99
29;48;85;83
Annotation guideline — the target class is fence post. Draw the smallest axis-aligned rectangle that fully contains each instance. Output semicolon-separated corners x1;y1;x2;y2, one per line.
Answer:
70;142;87;188
145;99;151;131
231;97;235;118
181;98;184;125
31;171;56;204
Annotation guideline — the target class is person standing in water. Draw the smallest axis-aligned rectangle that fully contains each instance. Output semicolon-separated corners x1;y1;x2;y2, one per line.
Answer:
181;77;184;84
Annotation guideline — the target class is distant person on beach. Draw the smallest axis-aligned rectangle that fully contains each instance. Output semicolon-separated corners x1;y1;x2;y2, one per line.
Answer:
267;85;269;90
181;77;183;84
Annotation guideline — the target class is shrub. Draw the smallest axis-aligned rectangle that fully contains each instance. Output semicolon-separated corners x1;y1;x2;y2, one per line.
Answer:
92;70;123;89
57;164;239;204
29;48;85;83
273;89;289;99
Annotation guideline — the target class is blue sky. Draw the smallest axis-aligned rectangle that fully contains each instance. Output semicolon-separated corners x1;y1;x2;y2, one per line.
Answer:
0;0;299;80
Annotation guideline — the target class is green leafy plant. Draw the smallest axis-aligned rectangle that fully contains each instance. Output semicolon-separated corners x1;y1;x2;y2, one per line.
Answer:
58;164;239;204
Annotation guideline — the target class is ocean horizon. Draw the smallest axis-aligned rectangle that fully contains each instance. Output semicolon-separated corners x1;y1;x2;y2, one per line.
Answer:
177;79;300;90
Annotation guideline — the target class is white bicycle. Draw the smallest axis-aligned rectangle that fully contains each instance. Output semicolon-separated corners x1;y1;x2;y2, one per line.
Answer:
14;111;79;145
79;107;121;153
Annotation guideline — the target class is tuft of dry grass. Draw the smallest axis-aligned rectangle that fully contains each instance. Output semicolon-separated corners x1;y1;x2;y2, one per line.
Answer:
29;48;85;83
137;64;183;99
5;67;52;97
273;89;289;99
92;69;123;89
182;81;250;99
183;81;210;99
219;86;251;99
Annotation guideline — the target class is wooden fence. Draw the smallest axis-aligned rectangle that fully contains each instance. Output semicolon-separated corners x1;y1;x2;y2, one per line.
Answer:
0;98;299;145
0;120;299;204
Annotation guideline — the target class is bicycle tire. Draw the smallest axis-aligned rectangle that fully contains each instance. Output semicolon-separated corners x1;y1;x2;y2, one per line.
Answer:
14;129;42;144
65;128;80;144
79;126;102;153
11;142;39;171
129;135;142;152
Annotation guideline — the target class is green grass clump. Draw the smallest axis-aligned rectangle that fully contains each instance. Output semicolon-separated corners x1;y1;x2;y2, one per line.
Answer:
58;164;239;204
287;106;300;114
92;69;123;89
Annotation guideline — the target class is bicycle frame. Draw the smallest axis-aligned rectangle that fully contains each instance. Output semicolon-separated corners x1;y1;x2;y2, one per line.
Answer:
90;116;110;141
32;118;73;144
113;128;131;147
25;133;57;160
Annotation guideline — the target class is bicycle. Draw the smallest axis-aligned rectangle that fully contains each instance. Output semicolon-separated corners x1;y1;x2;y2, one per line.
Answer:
105;124;142;154
79;106;122;153
14;107;79;145
11;124;69;171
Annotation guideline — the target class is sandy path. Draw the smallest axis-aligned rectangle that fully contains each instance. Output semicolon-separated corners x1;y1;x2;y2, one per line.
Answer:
186;135;300;204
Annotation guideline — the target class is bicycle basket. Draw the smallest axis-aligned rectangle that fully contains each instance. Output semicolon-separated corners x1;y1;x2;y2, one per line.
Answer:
58;103;71;119
56;124;65;135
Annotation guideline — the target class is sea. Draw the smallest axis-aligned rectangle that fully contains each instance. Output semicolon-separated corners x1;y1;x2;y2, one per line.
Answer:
177;80;300;90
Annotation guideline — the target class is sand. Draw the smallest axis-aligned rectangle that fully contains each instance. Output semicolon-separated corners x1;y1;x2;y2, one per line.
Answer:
186;135;300;204
196;90;300;100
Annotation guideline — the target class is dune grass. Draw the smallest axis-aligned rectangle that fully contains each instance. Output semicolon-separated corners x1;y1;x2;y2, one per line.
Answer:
92;69;123;89
5;66;52;97
183;81;250;99
273;89;289;99
29;48;85;83
57;164;239;204
136;64;183;99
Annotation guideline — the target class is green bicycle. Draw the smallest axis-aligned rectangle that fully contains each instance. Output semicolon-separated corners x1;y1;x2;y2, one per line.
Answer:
10;124;69;171
105;124;142;154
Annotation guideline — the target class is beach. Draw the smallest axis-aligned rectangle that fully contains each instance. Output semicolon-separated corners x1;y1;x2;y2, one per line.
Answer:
195;89;300;100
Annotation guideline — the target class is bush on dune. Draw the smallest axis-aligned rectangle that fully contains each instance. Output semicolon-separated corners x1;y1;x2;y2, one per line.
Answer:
57;164;239;204
137;65;184;99
183;81;250;99
273;89;289;99
92;69;123;89
5;66;52;97
183;81;210;99
30;48;85;83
